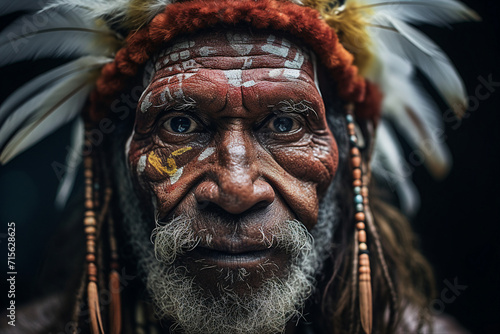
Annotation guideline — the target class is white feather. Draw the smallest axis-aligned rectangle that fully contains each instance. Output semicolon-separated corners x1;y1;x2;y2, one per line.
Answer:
0;8;118;67
0;56;110;147
372;120;420;215
372;50;451;177
0;67;97;164
354;0;480;27
368;13;467;114
0;56;111;124
55;116;84;210
43;0;172;28
0;1;46;15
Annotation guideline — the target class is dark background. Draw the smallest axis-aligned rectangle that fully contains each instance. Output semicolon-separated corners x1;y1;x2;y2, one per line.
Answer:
1;1;499;332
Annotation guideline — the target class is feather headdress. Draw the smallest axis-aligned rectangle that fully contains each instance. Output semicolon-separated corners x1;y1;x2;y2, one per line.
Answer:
0;1;478;333
0;0;478;213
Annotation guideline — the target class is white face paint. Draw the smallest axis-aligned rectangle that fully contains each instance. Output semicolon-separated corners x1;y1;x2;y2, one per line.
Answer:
140;91;153;113
284;51;305;69
226;31;254;55
283;69;301;79
198;147;215;161
137;154;147;174
224;69;256;87
261;35;290;58
170;166;183;184
199;46;215;57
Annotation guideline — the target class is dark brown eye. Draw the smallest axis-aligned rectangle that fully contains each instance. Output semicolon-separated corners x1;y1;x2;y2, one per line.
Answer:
164;116;197;134
269;116;300;133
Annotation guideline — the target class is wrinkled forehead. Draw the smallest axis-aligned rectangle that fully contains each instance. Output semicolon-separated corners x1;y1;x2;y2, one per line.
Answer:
142;29;320;91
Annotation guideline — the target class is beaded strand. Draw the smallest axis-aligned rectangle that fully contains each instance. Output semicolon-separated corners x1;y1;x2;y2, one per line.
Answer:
346;107;372;334
84;147;98;284
83;133;105;334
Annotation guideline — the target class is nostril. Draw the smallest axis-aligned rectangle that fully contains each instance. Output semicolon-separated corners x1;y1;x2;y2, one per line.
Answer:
197;198;272;216
249;199;273;212
197;200;211;210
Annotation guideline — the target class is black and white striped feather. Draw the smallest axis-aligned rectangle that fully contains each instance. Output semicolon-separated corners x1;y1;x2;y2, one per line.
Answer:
0;8;119;67
0;56;111;164
0;0;47;15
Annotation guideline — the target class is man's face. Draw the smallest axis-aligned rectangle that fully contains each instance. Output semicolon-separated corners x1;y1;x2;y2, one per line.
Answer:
125;29;339;331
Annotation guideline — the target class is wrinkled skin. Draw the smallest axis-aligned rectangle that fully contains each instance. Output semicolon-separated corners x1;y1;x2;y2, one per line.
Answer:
127;29;339;294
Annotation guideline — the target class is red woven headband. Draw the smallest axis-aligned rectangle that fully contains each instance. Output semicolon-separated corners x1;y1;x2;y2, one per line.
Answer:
90;0;381;122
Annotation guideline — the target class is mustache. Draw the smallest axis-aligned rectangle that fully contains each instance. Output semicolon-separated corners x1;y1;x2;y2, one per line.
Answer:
151;215;314;265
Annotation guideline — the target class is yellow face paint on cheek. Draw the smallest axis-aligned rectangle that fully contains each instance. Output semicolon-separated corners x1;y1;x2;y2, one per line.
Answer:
147;147;193;176
171;147;193;157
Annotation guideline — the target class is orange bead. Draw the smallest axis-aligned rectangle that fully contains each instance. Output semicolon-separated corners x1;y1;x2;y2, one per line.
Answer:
351;147;360;157
358;230;367;243
87;244;95;254
85;200;93;210
353;168;362;179
353;180;362;187
84;216;96;226
355;212;365;222
359;266;370;273
86;254;96;262
352;156;361;167
360;253;369;261
356;222;365;230
88;263;97;276
85;226;96;234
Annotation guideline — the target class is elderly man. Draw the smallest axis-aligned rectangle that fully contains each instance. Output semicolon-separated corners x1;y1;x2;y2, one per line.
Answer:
0;0;477;333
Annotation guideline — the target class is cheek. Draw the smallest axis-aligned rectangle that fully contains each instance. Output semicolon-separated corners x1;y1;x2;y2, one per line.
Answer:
270;133;339;196
128;140;202;192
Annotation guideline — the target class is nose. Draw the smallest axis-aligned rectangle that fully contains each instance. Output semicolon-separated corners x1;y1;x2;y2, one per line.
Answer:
194;131;275;214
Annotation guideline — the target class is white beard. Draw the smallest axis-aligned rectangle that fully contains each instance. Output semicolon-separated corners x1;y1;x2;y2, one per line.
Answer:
147;217;318;334
112;133;342;334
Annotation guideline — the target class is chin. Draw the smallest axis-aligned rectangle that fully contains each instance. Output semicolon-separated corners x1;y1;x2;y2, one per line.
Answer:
143;216;316;333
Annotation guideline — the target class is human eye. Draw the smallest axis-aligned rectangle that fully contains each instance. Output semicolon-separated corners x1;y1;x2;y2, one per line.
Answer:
163;115;199;134
256;112;306;143
268;116;301;133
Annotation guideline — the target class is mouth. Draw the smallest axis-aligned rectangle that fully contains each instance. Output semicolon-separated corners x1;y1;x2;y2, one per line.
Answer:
190;246;274;268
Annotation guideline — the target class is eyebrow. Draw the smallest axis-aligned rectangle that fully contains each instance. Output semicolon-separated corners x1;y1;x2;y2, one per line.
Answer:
269;99;318;119
151;96;198;112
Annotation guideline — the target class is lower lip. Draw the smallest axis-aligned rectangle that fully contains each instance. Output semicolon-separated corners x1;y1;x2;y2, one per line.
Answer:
188;247;274;268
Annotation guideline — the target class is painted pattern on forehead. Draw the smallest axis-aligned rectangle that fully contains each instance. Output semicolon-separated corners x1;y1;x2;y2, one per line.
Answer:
136;30;322;127
153;32;314;77
142;30;317;91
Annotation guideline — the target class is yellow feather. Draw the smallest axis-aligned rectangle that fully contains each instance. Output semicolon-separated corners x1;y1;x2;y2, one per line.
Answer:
302;0;374;75
127;0;164;30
